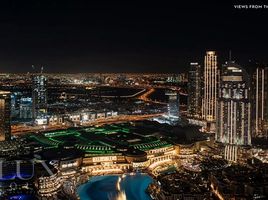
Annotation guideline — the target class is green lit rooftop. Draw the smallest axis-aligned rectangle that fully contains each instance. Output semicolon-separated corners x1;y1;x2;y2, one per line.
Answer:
26;123;172;155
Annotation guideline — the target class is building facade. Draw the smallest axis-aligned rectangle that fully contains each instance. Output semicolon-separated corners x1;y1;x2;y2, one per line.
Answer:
32;74;48;120
165;90;180;124
20;97;33;119
0;91;11;141
252;67;268;138
188;62;202;118
202;51;218;132
216;61;251;162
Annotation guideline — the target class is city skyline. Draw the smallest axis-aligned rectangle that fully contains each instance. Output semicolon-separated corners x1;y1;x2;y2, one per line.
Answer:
0;50;267;199
0;1;268;200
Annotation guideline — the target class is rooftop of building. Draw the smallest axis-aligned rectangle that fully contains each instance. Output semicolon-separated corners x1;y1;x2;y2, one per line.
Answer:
25;122;175;156
40;146;84;161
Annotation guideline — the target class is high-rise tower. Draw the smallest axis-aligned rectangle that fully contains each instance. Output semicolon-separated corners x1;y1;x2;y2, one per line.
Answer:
252;67;268;138
32;74;47;120
202;51;218;131
166;90;180;125
188;62;202;118
0;91;11;141
216;61;251;162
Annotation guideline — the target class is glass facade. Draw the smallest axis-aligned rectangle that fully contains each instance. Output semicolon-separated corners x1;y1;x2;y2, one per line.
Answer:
32;74;48;119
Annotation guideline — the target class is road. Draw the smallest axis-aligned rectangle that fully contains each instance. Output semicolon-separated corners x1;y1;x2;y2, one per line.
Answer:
97;84;188;96
12;113;164;135
137;88;167;105
93;88;146;98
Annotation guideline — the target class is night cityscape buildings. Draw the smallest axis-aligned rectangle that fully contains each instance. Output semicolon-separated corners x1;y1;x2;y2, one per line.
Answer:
0;57;267;199
202;51;219;132
187;62;202;119
216;60;252;162
252;66;268;138
0;1;268;200
32;73;48;122
216;60;252;145
19;97;33;119
165;90;180;124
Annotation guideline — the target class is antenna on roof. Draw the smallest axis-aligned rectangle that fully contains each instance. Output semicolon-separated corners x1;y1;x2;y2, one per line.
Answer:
229;50;232;61
41;66;44;74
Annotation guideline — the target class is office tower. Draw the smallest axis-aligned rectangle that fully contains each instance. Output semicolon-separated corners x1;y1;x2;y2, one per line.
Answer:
167;74;178;83
188;62;202;118
20;97;33;119
216;61;251;162
10;93;16;117
178;73;188;83
252;67;268;138
0;91;11;141
202;51;218;131
166;90;180;124
32;74;47;119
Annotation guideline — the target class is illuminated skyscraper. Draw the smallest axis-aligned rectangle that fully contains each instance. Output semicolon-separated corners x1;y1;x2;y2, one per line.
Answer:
0;91;11;141
32;74;47;119
188;62;202;118
166;90;180;124
216;61;251;162
252;67;268;138
20;97;33;119
202;51;218;131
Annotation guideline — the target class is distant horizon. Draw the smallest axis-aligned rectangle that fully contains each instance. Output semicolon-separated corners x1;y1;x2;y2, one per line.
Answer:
0;53;266;74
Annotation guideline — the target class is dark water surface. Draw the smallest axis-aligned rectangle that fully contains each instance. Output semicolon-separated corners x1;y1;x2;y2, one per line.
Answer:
77;173;153;200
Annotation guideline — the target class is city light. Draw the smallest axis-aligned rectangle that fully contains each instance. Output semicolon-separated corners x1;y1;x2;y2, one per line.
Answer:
0;1;267;199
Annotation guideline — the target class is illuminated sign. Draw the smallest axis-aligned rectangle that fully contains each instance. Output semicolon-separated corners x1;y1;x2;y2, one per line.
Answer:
222;76;242;82
93;156;117;162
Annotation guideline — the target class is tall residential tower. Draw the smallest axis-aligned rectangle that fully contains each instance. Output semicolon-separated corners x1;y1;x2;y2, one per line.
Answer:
188;62;202;118
252;67;268;138
202;51;218;132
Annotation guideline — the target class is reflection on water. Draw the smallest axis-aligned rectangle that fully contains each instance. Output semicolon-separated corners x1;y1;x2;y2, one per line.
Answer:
114;190;127;200
116;177;126;200
77;173;152;200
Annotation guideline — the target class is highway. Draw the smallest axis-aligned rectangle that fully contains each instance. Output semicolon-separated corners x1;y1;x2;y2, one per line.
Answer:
97;84;188;96
93;88;146;98
137;88;167;105
12;113;165;135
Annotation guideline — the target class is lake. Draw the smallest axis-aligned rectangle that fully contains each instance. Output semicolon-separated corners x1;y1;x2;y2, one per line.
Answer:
77;173;153;200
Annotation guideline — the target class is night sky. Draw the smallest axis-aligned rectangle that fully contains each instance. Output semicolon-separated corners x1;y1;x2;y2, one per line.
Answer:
0;0;267;73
